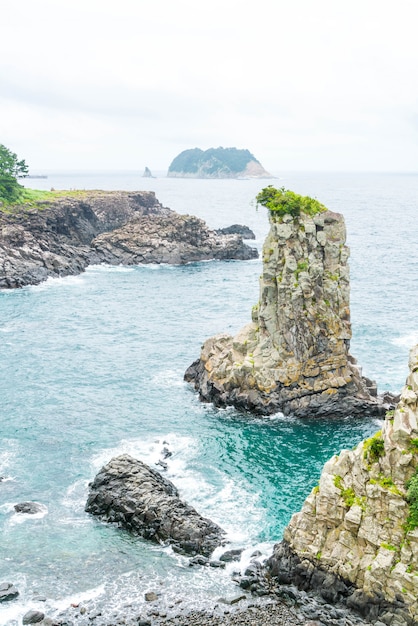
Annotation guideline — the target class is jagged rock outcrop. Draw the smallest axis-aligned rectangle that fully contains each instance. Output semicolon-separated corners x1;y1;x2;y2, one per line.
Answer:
0;190;257;289
89;213;257;266
216;224;256;239
266;344;418;625
85;454;226;557
185;192;382;418
167;147;271;179
142;166;154;178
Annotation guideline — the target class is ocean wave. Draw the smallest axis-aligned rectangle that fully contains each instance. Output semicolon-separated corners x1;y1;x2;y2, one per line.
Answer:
391;332;418;348
89;433;265;547
28;274;86;290
86;264;135;273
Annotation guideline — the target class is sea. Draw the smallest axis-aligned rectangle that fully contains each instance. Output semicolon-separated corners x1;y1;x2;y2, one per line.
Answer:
0;170;417;624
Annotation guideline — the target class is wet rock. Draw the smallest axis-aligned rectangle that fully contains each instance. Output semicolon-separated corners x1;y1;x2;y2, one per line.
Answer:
85;454;226;557
22;609;45;624
144;592;158;602
219;548;244;562
0;582;19;602
14;501;44;514
216;225;256;239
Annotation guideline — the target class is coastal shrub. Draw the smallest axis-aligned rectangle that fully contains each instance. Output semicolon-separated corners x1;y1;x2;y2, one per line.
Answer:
255;186;327;218
334;475;355;507
363;432;385;464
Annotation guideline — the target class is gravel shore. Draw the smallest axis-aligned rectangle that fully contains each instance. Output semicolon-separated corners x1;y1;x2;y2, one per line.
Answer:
150;601;305;626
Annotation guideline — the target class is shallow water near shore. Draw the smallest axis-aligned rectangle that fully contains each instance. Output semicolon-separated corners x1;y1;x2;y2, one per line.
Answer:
1;171;417;624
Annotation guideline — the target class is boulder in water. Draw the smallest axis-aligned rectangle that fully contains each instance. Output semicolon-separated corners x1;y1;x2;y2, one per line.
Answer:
85;454;226;557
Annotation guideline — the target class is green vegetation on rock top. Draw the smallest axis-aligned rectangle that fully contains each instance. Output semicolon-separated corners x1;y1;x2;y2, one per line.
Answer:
256;186;327;217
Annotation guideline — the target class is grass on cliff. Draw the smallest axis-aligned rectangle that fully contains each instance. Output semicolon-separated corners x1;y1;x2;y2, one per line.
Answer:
256;186;327;218
0;188;93;212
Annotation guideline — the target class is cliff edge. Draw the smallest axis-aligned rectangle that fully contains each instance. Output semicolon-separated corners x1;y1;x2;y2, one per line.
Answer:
0;190;257;289
185;187;383;418
266;344;418;625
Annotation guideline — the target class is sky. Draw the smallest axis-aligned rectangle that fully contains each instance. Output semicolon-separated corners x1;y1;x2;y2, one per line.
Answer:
1;0;417;173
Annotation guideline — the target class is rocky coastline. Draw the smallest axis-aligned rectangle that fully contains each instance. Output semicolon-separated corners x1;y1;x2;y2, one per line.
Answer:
0;190;257;289
185;193;392;419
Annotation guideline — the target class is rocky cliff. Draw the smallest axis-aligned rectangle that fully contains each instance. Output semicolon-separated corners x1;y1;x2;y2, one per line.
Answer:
185;188;383;418
266;344;418;625
167;147;271;179
0;190;257;289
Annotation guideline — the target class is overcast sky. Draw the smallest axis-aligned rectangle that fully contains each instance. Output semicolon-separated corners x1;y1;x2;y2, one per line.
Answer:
1;0;417;172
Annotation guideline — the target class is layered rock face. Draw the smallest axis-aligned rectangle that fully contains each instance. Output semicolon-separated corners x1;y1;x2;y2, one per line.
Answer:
266;345;418;625
185;206;381;418
0;190;257;288
85;454;226;557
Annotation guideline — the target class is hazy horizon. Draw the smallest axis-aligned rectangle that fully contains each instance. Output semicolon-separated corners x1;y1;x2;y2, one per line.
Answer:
2;0;417;173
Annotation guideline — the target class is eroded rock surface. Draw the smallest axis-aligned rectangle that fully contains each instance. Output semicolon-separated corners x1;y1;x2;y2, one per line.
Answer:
266;344;418;625
185;206;383;418
85;454;226;557
0;191;257;289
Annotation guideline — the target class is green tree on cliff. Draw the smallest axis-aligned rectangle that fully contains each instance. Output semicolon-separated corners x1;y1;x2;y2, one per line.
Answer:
0;143;29;203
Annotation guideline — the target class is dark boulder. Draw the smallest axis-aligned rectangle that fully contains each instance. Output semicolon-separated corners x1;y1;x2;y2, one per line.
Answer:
14;502;44;514
216;224;256;239
85;454;226;557
0;582;19;602
22;609;45;624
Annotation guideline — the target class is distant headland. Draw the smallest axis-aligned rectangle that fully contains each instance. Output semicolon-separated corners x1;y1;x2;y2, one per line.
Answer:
167;147;272;179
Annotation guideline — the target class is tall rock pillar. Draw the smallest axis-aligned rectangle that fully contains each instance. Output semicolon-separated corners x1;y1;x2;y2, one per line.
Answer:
185;188;382;418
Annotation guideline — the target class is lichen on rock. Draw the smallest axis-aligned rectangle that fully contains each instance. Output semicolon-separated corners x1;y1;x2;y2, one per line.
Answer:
185;188;382;418
266;344;418;625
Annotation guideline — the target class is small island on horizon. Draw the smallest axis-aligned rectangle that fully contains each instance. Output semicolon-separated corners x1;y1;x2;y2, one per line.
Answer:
167;146;272;179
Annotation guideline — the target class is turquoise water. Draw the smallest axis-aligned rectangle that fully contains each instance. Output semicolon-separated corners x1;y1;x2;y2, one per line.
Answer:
1;172;417;623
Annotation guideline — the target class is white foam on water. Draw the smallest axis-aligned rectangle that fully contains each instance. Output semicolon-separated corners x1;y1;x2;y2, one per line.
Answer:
391;332;418;348
0;440;19;474
90;432;265;547
86;264;135;274
61;478;90;513
28;273;86;291
150;368;185;387
52;583;106;612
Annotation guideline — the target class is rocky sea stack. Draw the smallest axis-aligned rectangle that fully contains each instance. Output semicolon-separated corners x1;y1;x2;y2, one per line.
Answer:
0;190;257;289
167;147;271;179
266;344;418;625
185;187;384;418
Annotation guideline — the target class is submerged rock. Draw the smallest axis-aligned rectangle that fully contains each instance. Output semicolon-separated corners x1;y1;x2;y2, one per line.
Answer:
0;190;257;289
265;344;418;625
14;501;44;514
85;454;226;557
185;188;382;418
